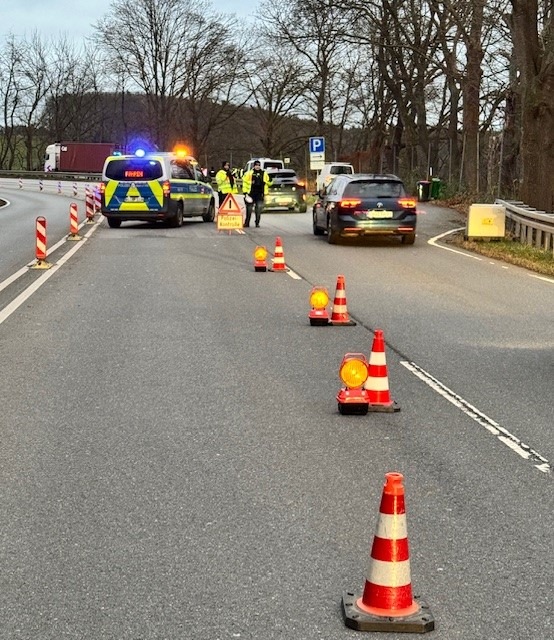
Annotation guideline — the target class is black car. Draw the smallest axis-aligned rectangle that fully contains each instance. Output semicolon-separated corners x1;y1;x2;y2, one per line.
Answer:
263;169;308;213
312;173;417;244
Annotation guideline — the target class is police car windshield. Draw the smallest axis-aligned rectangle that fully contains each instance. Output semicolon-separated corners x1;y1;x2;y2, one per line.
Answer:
105;158;163;181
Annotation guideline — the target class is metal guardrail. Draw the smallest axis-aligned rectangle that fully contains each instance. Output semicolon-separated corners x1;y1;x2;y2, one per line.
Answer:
495;199;554;255
0;169;101;182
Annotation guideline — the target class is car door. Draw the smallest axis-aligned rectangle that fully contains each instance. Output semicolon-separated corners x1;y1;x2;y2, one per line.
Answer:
191;164;212;215
171;159;203;216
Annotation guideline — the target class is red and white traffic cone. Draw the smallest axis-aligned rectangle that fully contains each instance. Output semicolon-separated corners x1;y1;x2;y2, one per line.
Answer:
270;236;288;272
342;472;434;633
330;275;356;326
363;329;399;412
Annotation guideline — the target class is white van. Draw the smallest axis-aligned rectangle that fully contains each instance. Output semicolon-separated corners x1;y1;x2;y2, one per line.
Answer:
316;162;355;192
244;157;284;172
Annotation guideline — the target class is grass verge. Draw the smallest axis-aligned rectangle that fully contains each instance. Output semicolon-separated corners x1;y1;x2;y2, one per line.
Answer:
438;198;554;278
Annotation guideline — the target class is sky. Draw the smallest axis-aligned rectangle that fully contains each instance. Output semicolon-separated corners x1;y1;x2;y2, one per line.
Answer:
0;0;252;42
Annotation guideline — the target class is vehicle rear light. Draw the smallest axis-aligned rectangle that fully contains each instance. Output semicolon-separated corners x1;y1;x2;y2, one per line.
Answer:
398;226;414;232
163;180;171;196
340;198;362;208
100;182;105;194
398;197;416;208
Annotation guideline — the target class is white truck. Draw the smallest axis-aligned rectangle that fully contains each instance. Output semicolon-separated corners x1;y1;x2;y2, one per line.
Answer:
316;162;355;192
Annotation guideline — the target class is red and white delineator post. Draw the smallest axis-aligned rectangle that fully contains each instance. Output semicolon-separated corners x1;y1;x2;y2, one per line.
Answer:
31;216;52;270
67;202;82;241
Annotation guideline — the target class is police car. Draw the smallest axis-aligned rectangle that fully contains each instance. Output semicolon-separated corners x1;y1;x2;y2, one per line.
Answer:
101;149;216;228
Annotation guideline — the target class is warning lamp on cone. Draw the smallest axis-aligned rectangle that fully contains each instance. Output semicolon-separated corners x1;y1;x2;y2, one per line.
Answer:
253;245;268;272
309;286;330;326
337;353;370;415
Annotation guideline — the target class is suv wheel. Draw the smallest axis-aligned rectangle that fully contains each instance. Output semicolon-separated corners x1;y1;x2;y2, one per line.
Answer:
313;210;324;235
107;217;121;228
327;218;339;244
401;233;416;245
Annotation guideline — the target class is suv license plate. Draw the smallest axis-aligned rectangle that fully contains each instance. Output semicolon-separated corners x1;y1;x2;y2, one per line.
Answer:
368;210;393;219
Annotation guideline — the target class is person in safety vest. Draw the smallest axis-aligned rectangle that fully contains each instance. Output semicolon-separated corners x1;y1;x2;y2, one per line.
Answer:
215;160;236;208
242;160;272;227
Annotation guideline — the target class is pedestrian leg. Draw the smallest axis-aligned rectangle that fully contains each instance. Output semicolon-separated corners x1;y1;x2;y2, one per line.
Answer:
245;202;253;227
255;199;263;227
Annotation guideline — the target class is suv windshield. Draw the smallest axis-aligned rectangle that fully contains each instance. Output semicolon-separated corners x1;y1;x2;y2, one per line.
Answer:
105;158;164;181
268;170;297;180
344;180;404;198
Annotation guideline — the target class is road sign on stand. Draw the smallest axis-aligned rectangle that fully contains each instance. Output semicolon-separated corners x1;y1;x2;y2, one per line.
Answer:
309;137;326;170
217;193;244;233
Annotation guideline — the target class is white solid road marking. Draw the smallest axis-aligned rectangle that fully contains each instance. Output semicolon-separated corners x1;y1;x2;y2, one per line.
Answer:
429;228;554;284
0;220;101;326
401;360;551;475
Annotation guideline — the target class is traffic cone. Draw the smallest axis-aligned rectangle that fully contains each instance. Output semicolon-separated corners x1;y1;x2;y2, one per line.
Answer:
363;329;400;412
270;236;288;272
342;472;434;633
329;275;356;326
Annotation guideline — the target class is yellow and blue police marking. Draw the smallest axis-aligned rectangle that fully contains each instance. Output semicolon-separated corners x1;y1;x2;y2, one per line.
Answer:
104;181;164;211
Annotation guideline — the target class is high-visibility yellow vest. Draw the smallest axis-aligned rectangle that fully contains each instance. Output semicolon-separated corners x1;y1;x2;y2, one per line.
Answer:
242;169;271;196
215;169;237;194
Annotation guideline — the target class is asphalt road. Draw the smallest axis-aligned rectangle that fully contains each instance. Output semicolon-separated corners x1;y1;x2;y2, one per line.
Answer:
0;186;553;639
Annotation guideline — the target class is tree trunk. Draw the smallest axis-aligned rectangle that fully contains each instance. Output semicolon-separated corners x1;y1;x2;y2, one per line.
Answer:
462;0;485;193
511;0;554;212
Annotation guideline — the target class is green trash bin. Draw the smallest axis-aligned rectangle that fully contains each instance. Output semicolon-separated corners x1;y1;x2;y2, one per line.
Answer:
416;180;430;202
430;177;442;199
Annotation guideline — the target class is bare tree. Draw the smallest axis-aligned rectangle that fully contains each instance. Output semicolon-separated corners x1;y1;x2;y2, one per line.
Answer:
242;43;309;157
259;0;353;157
93;0;245;154
41;36;113;144
0;35;22;169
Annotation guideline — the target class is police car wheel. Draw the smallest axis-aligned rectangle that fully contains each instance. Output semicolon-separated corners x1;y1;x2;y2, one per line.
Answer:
107;218;121;228
169;204;184;228
203;201;215;222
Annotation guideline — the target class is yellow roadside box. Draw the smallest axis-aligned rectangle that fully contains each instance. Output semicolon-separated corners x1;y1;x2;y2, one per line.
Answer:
466;204;506;239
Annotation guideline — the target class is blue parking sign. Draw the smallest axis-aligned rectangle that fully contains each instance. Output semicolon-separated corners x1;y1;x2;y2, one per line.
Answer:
309;137;325;154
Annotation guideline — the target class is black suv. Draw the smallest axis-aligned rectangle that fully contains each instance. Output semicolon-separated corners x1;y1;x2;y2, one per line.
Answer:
312;173;417;244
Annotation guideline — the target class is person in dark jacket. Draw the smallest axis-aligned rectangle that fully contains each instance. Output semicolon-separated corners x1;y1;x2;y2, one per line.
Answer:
241;160;271;227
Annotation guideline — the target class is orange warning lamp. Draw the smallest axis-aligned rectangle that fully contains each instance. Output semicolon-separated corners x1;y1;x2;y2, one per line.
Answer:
339;353;369;388
337;353;370;415
253;245;268;272
309;286;330;326
173;144;188;157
